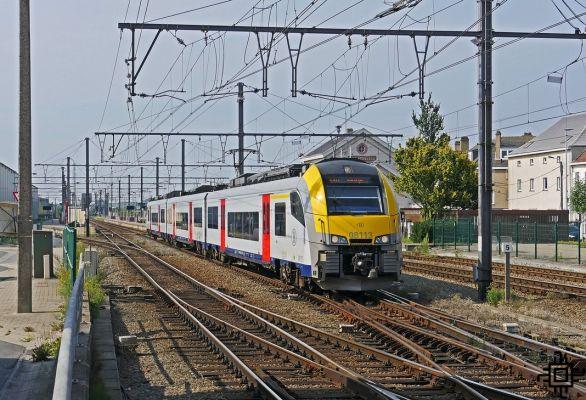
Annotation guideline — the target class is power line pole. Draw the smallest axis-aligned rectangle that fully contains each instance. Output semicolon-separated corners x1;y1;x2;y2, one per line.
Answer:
140;166;143;218
66;156;70;224
477;0;493;301
181;139;186;194
155;156;160;197
85;137;90;237
127;174;131;219
118;179;121;218
237;82;244;176
109;181;113;217
17;0;32;313
61;166;66;223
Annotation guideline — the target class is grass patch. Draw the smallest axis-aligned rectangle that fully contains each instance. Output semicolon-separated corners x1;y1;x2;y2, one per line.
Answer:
86;272;106;316
31;337;60;362
418;235;430;254
57;267;73;300
486;286;505;306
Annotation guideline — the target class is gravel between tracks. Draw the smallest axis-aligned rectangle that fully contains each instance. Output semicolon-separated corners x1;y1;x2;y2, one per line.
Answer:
132;237;346;336
100;254;259;400
396;272;586;350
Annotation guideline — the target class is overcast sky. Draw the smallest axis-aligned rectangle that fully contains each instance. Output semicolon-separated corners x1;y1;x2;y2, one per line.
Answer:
2;0;586;201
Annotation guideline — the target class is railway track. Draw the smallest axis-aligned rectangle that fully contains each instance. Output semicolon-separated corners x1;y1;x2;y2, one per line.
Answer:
402;254;586;299
95;223;483;400
89;220;586;399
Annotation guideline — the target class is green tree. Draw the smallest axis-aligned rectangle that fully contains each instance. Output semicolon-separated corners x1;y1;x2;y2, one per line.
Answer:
394;99;477;219
569;179;586;219
412;95;446;144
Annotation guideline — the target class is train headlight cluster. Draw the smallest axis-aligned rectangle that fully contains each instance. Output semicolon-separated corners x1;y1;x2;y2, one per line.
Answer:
330;234;348;245
374;235;391;244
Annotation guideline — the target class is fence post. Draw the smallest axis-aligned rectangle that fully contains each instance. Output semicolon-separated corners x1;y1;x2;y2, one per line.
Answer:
467;219;471;252
515;221;519;257
454;220;457;250
432;218;435;245
497;221;502;255
579;221;582;265
554;222;558;262
441;220;445;248
534;222;538;259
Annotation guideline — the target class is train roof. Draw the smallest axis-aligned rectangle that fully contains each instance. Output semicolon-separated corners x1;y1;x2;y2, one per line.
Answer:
146;158;379;206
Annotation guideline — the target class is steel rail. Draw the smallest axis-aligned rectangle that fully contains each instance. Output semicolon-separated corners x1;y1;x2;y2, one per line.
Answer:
96;225;405;400
379;290;586;366
98;230;286;399
405;253;586;285
402;258;586;298
95;220;581;399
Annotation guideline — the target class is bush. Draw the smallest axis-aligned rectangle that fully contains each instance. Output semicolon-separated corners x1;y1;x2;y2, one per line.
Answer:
57;267;72;300
486;286;504;306
410;220;433;243
31;338;60;362
86;273;106;316
419;235;430;254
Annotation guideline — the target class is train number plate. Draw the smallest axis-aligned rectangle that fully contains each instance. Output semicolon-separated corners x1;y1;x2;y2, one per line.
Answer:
348;232;372;239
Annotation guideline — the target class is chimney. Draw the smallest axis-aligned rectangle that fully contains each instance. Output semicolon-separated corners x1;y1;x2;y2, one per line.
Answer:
454;140;461;152
460;136;469;153
495;130;502;161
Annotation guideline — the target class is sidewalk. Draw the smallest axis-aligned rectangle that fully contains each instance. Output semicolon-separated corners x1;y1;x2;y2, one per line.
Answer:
0;241;63;400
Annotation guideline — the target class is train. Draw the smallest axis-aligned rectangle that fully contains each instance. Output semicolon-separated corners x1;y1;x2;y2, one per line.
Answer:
146;158;402;291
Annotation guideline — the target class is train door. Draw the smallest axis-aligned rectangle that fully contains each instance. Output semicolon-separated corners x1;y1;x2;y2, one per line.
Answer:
262;194;271;263
220;199;226;253
172;203;176;238
188;201;193;244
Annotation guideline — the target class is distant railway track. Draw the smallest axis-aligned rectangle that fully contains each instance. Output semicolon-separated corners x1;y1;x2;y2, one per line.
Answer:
403;253;586;299
88;220;586;399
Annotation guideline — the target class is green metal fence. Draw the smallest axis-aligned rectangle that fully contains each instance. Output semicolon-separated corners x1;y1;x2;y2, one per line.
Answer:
431;218;583;263
62;224;77;283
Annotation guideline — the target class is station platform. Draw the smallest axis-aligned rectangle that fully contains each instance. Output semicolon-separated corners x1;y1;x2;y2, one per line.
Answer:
0;242;62;400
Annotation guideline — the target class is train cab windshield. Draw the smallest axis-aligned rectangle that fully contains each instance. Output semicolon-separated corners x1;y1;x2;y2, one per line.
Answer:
324;175;384;215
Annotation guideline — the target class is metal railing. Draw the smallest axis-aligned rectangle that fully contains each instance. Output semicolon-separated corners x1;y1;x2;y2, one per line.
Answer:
52;260;85;400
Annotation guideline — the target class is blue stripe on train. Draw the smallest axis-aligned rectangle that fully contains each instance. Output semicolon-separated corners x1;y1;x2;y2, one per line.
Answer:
152;232;312;277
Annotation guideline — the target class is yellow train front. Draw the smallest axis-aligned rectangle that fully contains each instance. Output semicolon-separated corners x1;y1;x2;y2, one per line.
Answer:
300;159;402;291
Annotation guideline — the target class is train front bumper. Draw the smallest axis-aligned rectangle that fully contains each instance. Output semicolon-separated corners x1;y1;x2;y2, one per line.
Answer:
315;243;402;291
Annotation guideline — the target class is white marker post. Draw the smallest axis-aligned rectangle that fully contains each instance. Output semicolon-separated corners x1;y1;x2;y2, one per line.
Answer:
501;240;513;303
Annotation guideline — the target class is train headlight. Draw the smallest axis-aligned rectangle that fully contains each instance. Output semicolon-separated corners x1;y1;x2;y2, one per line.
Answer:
330;234;348;245
375;235;391;244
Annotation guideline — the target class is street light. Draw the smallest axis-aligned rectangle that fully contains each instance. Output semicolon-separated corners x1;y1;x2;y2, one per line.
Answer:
549;156;563;210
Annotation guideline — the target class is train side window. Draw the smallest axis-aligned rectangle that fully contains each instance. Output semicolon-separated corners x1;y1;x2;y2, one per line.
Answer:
275;203;286;236
193;207;203;227
160;209;165;223
151;212;158;223
176;212;189;230
207;206;218;229
290;192;305;226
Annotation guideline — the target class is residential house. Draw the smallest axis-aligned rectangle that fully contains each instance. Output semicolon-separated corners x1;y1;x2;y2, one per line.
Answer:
456;131;534;209
507;113;586;213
